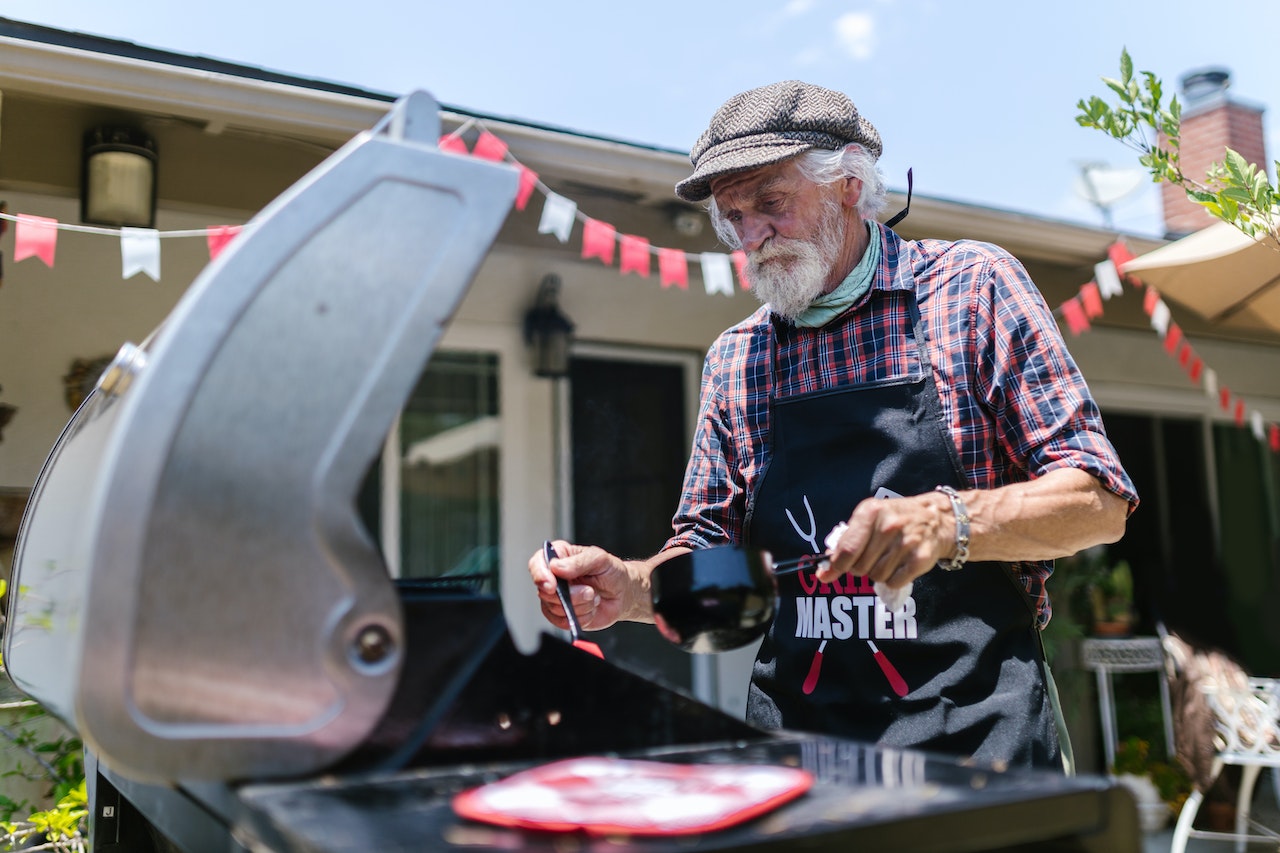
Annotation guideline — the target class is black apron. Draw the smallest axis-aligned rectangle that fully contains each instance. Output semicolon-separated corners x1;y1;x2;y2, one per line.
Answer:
743;289;1060;770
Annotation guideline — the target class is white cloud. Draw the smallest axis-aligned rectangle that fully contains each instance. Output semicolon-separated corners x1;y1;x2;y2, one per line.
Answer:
781;0;817;16
833;12;876;61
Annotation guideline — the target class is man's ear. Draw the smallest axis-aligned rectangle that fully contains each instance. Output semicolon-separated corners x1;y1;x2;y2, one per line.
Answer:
841;176;864;209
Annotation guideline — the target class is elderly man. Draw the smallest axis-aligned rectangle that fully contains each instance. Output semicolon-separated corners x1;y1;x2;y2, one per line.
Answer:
529;81;1137;770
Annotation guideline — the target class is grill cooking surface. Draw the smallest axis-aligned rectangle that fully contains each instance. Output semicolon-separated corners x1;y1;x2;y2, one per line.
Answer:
237;734;1135;852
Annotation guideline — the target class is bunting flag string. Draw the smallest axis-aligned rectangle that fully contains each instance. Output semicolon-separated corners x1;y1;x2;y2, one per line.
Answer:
1052;237;1280;453
0;116;747;293
2;118;1275;449
0;209;246;283
435;121;751;294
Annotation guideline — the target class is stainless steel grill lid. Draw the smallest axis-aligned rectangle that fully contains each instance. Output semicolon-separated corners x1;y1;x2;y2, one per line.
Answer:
4;91;518;783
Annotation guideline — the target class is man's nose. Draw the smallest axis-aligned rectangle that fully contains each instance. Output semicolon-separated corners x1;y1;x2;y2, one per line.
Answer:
739;216;773;253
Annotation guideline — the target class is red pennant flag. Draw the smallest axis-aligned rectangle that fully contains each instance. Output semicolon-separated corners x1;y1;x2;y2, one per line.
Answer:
1187;357;1203;384
1080;281;1104;318
207;225;242;260
1220;387;1232;412
1143;288;1160;316
1235;399;1246;427
1107;240;1136;269
1060;298;1090;336
1270;424;1280;452
1177;342;1192;369
659;248;689;289
438;133;469;155
581;219;617;266
515;165;539;211
1163;322;1183;354
14;214;58;267
731;251;750;290
471;131;508;162
1108;240;1142;287
619;234;651;277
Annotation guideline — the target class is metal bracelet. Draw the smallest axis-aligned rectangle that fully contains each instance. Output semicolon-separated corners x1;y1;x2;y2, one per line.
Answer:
934;485;970;571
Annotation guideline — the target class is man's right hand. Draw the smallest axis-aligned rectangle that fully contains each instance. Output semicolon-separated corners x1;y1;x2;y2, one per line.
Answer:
528;542;663;630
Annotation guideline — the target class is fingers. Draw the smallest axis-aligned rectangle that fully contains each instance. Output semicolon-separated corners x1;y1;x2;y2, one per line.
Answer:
530;539;579;592
538;582;602;628
817;494;949;586
534;541;598;591
528;541;615;629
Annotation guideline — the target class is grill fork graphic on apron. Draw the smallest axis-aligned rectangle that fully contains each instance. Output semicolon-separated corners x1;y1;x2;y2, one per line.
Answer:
786;495;908;697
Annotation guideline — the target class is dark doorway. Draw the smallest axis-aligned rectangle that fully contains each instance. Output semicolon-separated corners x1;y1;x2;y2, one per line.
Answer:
1103;412;1263;665
569;355;693;690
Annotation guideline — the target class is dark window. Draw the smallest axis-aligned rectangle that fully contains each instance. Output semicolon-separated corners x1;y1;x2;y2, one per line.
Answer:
359;352;501;594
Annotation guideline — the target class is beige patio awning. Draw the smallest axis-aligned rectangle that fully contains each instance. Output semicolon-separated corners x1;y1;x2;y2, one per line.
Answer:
1120;221;1280;334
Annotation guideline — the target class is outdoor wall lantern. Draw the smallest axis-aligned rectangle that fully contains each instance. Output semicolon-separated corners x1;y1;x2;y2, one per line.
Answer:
81;126;158;228
522;274;575;378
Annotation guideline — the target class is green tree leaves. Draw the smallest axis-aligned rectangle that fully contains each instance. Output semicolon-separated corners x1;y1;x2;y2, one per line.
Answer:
1076;48;1278;241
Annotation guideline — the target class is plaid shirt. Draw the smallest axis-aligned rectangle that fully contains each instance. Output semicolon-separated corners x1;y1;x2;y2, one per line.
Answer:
665;223;1139;627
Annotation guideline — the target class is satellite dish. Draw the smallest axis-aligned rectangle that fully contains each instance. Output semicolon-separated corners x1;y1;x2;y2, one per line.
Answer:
1074;162;1146;227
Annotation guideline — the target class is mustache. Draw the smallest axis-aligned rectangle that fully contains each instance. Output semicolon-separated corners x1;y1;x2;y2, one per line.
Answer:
747;237;810;266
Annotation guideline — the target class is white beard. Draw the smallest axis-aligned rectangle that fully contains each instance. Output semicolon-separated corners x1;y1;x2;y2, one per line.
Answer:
746;206;847;322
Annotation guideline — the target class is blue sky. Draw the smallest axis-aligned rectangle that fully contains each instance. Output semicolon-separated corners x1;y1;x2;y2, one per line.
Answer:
5;1;1278;237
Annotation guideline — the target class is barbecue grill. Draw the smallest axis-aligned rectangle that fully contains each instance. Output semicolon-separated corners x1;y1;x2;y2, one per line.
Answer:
3;92;1141;852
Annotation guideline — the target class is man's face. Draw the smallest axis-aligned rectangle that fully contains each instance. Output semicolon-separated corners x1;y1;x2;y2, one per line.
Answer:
710;160;848;321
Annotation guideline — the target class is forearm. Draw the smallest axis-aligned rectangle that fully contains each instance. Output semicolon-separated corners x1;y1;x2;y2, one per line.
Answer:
952;467;1129;563
619;546;691;623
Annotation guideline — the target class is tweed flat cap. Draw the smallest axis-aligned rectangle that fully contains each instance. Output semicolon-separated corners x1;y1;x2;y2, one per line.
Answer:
675;80;882;202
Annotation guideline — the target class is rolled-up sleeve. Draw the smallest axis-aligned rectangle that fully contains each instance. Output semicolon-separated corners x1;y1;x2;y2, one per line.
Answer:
666;344;743;551
973;251;1139;514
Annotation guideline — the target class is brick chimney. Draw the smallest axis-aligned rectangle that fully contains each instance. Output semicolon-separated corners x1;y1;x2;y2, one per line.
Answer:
1160;68;1268;237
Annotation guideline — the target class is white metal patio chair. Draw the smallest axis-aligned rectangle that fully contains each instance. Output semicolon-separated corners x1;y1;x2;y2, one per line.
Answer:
1169;676;1280;853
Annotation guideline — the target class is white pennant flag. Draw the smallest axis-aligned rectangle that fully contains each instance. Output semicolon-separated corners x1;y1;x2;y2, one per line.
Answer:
1203;367;1218;400
121;227;161;281
1252;410;1266;442
1149;299;1171;337
1094;259;1124;300
700;253;734;296
537;192;576;243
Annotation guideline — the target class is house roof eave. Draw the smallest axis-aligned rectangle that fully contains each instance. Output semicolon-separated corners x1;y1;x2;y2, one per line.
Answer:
0;33;391;143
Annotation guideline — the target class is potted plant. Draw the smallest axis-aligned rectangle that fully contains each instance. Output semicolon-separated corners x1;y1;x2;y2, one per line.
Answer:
1088;560;1135;637
1112;736;1192;834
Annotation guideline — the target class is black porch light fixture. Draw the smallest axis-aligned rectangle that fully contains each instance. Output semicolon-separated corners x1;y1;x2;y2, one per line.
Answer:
81;126;158;228
523;274;575;378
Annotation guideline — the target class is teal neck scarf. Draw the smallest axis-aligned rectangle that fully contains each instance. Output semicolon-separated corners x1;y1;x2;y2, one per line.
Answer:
793;221;880;329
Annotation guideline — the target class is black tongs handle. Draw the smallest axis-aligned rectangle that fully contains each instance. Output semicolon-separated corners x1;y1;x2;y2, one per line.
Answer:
770;553;831;576
545;539;584;642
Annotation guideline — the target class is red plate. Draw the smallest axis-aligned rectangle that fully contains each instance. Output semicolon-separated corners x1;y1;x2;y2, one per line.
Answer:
452;756;813;836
